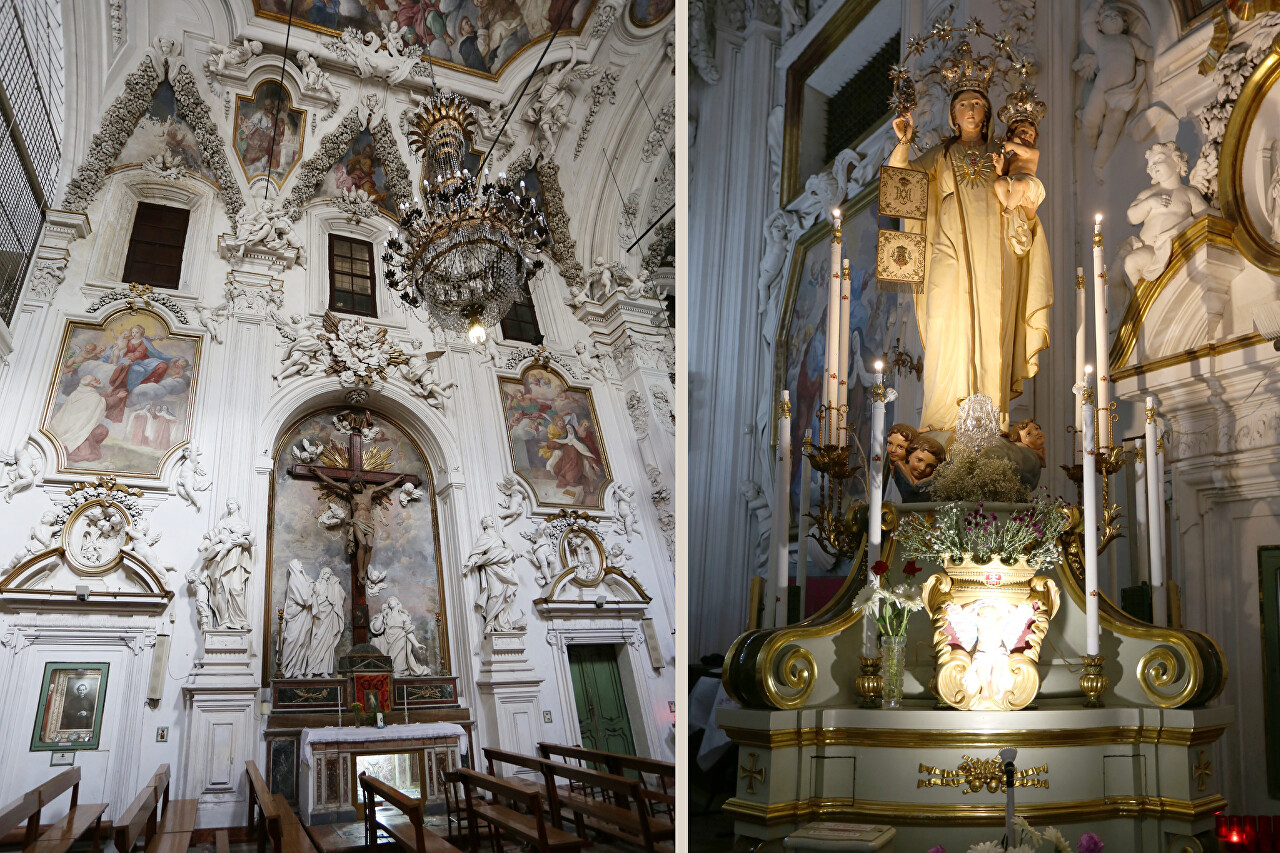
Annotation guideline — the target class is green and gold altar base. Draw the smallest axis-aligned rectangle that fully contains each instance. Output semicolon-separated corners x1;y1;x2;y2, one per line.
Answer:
718;704;1230;852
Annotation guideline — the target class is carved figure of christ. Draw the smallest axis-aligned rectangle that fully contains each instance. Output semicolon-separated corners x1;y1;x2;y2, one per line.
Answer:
288;427;420;645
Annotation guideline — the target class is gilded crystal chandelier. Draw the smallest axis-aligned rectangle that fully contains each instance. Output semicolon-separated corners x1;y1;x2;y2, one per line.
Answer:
384;91;550;343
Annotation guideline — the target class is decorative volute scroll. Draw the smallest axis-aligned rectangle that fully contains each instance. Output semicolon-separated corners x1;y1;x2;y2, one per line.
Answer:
0;478;173;614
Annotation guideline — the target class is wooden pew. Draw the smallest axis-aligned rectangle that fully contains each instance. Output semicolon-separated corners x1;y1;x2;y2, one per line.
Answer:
538;743;676;820
215;830;230;853
113;784;158;853
538;761;673;853
482;747;550;801
454;768;587;853
21;768;109;853
0;791;40;848
246;761;282;853
271;794;318;853
356;773;453;853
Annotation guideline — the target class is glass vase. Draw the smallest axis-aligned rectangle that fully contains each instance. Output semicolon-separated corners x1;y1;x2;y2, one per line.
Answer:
880;634;907;709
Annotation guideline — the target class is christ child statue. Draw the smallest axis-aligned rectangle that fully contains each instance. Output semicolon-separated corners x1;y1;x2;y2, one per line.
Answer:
993;121;1041;215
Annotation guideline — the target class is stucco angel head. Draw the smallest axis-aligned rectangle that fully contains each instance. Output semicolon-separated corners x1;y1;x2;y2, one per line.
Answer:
575;341;587;354
1145;142;1189;184
1097;3;1126;35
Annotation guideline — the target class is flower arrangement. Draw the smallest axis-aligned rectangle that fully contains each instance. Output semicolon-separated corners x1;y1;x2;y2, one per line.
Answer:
930;819;1103;852
895;490;1069;571
926;437;1030;503
852;559;925;637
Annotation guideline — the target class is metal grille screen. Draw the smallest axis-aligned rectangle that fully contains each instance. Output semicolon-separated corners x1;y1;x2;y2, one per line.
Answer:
824;31;900;167
0;0;63;325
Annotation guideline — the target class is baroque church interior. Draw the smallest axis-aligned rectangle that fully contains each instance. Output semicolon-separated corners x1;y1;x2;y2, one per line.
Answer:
0;0;675;847
690;0;1280;850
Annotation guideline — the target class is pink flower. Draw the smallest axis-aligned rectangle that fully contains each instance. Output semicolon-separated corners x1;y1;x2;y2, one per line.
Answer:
1078;833;1104;853
928;847;946;853
871;560;889;577
903;560;922;576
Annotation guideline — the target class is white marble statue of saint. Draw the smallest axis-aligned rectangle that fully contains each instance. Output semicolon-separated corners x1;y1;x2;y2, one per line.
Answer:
199;499;254;630
463;515;526;634
281;559;315;678
371;596;432;676
889;42;1052;430
308;567;345;676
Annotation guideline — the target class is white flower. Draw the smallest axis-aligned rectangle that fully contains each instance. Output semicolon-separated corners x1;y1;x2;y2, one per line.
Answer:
967;843;1004;853
852;585;879;618
339;369;357;386
1042;826;1071;852
888;583;925;611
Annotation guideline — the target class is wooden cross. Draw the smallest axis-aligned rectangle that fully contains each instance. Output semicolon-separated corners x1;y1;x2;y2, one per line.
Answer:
1193;749;1213;793
739;752;766;795
288;412;421;647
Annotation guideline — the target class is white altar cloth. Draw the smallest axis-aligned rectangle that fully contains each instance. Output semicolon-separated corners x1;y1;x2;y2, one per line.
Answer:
300;722;469;765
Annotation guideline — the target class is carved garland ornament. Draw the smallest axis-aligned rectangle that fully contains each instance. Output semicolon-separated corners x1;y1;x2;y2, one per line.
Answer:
575;69;619;160
87;282;189;324
918;756;1049;793
536;160;585;292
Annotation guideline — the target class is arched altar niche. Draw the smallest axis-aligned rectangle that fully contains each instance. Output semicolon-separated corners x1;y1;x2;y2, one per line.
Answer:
263;406;448;685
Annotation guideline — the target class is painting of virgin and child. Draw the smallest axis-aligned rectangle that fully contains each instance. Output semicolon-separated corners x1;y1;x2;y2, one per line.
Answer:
41;312;201;477
498;366;611;509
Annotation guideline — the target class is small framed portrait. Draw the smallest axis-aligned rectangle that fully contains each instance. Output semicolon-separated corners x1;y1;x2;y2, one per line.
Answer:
31;663;109;751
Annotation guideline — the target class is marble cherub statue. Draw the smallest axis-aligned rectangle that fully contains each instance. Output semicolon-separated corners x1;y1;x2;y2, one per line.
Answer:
1120;142;1209;288
296;49;339;103
611;483;641;542
1073;0;1152;181
398;339;455;408
1;441;40;503
207;38;262;75
174;446;212;510
270;312;327;385
7;510;60;569
497;474;528;526
522;521;556;586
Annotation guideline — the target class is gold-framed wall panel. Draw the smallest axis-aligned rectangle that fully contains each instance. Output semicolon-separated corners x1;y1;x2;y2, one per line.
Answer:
1218;43;1280;273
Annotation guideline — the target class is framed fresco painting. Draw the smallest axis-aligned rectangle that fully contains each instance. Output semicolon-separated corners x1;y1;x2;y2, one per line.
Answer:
111;80;221;187
252;0;596;81
773;185;911;519
320;128;397;219
234;80;306;188
31;663;110;751
40;308;202;478
498;364;612;510
629;0;673;27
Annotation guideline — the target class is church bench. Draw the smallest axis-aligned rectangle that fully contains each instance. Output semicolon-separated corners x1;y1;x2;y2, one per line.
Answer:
537;743;675;819
481;747;552;802
355;773;452;853
454;768;587;853
115;766;198;853
245;761;282;853
20;767;108;853
0;791;40;847
539;761;672;853
215;829;230;853
271;794;318;853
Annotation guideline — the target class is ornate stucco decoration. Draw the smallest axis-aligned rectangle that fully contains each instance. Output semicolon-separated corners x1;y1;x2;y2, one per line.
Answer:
534;159;584;291
1;476;172;613
574;68;619;160
87;282;189;324
61;50;244;222
918;756;1049;792
641;99;675;162
318;311;407;401
501;344;585;382
532;510;650;616
1190;14;1280;202
281;109;411;221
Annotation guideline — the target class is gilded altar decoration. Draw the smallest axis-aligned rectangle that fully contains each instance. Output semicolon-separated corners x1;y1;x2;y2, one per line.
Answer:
40;309;202;478
922;553;1060;711
918;755;1048;793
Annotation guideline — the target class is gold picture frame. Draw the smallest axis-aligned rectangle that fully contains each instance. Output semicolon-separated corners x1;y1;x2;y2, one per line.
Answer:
233;80;307;189
39;307;202;479
1218;38;1280;274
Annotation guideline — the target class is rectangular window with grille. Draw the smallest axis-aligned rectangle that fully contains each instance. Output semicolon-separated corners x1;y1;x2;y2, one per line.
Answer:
328;234;377;317
825;31;900;166
121;202;190;290
500;285;541;345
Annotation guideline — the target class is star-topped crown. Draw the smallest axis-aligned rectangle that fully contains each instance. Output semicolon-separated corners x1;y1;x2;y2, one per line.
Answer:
998;83;1047;130
940;41;994;97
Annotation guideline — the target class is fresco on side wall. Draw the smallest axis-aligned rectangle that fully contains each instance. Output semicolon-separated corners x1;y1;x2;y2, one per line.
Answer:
112;80;221;185
233;80;306;187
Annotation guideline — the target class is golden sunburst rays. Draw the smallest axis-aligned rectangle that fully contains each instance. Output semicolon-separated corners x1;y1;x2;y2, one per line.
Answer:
319;441;348;469
362;445;393;472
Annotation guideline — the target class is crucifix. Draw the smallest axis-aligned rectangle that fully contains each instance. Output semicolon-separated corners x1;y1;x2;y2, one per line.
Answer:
288;412;421;646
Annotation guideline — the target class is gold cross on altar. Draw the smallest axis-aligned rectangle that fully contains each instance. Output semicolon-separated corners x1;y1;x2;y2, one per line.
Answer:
739;752;766;795
1193;750;1213;792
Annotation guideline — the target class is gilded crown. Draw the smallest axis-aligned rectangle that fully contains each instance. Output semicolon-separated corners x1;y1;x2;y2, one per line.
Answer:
940;41;994;97
998;84;1047;129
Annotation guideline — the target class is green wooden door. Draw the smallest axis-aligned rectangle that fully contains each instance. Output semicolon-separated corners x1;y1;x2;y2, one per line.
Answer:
567;645;636;756
1260;547;1280;798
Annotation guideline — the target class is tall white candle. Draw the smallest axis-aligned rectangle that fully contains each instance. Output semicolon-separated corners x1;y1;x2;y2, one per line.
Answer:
1082;371;1101;656
771;392;793;628
1154;431;1168;626
837;260;852;445
868;365;887;566
797;430;812;620
824;211;843;440
1075;267;1086;432
1092;216;1111;444
1133;438;1148;585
